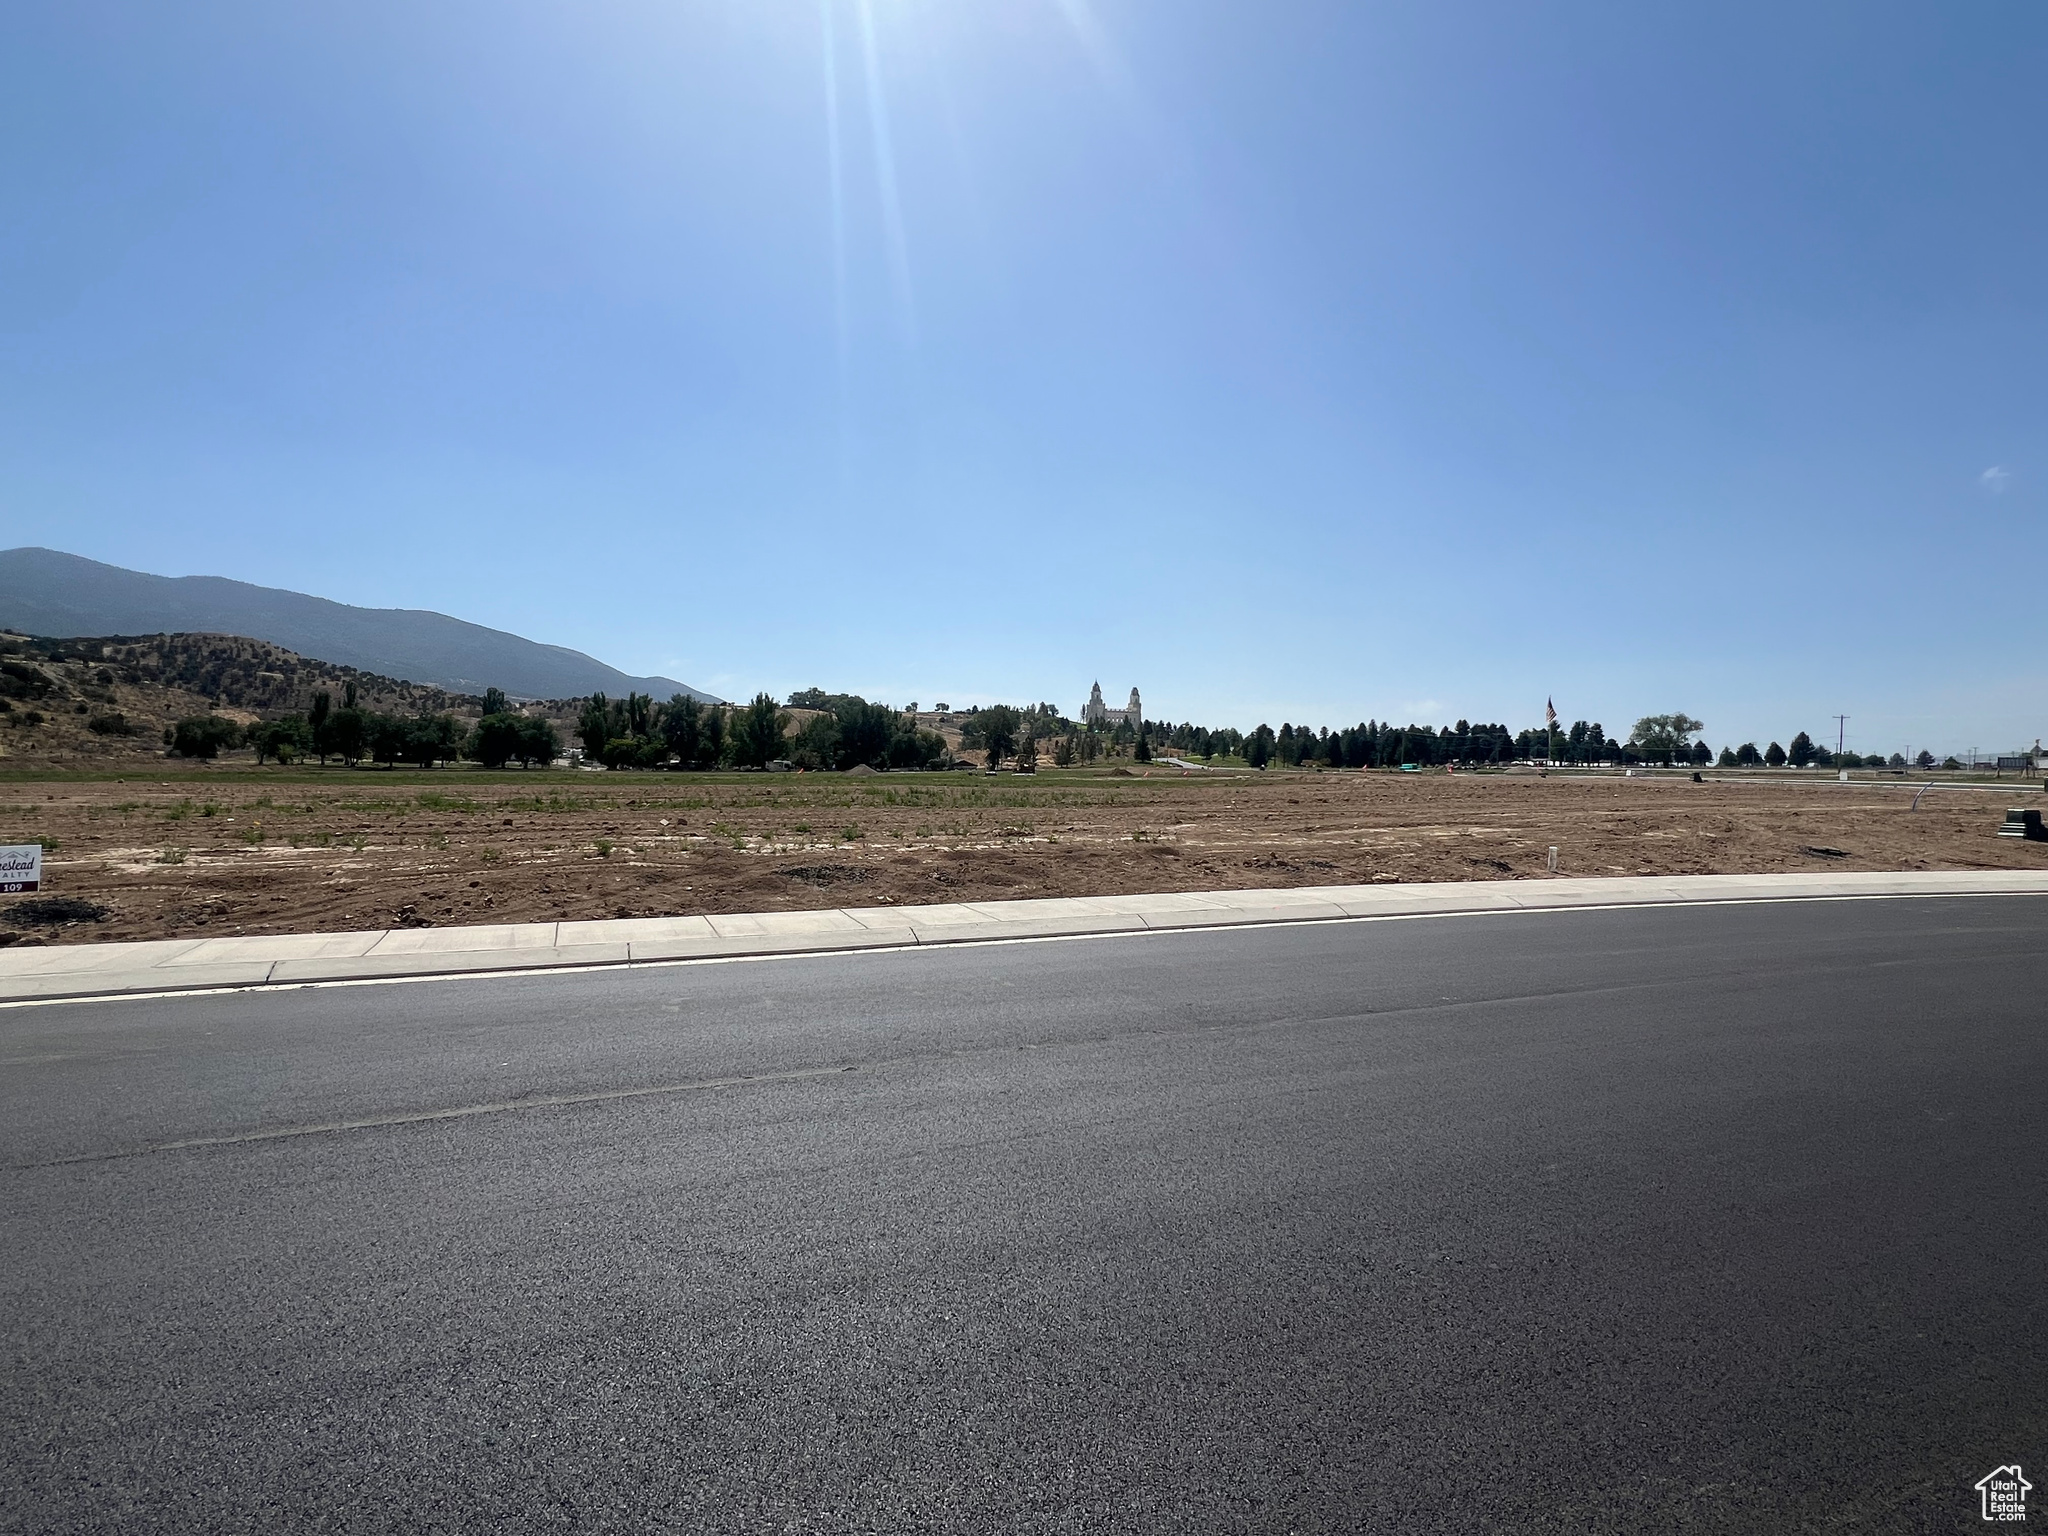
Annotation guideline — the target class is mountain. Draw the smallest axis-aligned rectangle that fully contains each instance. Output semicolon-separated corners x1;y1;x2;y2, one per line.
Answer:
0;548;720;703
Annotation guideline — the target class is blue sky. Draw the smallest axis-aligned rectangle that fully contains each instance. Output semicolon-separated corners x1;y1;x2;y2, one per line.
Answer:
4;1;2043;757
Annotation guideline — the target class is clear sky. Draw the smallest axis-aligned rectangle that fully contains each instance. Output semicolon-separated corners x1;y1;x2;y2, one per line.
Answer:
4;1;2043;758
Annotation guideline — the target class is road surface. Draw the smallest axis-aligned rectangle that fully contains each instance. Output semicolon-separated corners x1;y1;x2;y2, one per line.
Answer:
3;896;2044;1533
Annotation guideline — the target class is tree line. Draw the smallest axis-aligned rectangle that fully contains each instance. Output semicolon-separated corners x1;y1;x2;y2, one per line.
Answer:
165;679;1962;777
576;689;952;772
168;684;561;767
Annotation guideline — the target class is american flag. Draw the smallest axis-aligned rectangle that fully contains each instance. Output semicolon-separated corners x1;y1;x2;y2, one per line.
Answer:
1545;698;1557;729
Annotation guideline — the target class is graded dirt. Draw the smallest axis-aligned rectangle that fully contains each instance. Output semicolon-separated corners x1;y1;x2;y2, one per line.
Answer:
3;766;2043;945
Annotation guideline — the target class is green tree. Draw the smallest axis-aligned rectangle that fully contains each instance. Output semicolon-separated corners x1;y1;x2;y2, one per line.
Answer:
326;707;367;765
1246;724;1275;769
1787;731;1818;768
468;713;526;769
1764;740;1787;767
406;714;462;768
516;717;559;767
308;691;333;763
661;694;701;765
791;712;840;771
365;713;409;767
578;694;611;758
699;704;728;768
252;715;312;764
979;704;1020;768
1735;741;1762;766
625;692;654;738
171;715;242;759
832;697;900;770
482;687;509;716
1629;714;1705;766
730;693;788;768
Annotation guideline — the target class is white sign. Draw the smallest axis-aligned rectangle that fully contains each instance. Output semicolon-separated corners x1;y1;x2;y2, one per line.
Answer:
0;844;43;894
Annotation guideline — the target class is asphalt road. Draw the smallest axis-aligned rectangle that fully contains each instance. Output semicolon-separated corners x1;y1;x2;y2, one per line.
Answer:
3;896;2044;1534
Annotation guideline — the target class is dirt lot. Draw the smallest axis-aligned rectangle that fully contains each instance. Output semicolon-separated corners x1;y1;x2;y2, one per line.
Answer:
3;763;2044;945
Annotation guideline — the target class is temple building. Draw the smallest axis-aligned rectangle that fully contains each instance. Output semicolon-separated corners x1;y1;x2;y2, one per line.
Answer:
1082;682;1142;727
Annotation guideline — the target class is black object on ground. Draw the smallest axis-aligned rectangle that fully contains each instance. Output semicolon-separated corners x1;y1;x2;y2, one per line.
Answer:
1998;807;2047;841
2;896;109;926
781;864;877;886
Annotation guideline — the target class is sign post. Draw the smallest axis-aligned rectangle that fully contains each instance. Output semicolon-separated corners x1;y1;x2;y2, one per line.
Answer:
0;845;43;894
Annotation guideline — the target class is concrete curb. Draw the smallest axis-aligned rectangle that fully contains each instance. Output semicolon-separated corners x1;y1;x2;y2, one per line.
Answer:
4;870;2046;1005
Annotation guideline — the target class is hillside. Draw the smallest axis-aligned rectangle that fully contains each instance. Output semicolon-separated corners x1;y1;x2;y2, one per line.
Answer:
0;631;576;766
0;548;719;703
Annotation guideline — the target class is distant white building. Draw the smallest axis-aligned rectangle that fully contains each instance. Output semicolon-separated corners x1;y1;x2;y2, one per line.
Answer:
1083;682;1141;727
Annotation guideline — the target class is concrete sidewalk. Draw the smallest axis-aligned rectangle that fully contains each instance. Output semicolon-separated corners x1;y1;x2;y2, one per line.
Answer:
4;870;2045;1005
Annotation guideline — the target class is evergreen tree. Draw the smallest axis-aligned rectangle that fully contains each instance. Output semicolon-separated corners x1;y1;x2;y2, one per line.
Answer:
1246;724;1275;769
1765;741;1787;767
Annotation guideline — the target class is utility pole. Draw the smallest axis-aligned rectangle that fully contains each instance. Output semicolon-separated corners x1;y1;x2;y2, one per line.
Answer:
1833;715;1848;759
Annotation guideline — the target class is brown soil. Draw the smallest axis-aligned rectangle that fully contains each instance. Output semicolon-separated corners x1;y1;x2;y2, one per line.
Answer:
3;764;2043;946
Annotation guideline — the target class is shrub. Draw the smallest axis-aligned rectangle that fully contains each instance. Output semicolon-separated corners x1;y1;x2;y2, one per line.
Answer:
0;660;53;700
88;712;136;736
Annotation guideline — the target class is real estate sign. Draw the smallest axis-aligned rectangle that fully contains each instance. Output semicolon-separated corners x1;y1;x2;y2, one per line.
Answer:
0;845;43;893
